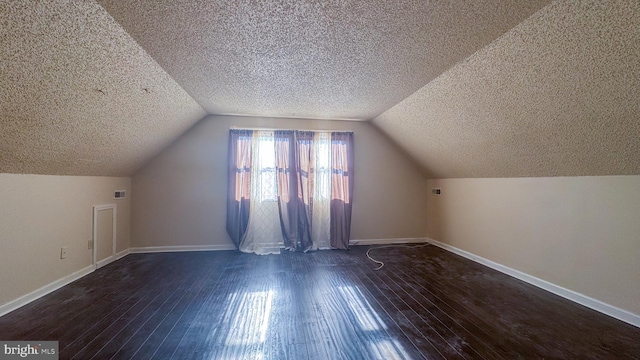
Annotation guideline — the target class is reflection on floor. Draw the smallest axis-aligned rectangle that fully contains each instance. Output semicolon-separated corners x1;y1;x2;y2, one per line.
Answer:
0;245;639;359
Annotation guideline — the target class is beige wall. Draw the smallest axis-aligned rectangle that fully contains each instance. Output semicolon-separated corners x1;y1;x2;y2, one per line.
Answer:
0;174;131;306
131;115;428;248
427;175;640;316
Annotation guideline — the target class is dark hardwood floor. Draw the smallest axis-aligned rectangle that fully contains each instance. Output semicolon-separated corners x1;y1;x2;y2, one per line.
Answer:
1;244;639;359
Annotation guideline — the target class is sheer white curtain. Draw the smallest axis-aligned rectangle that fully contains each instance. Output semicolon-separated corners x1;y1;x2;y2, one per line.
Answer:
239;131;284;255
311;132;331;250
230;129;353;254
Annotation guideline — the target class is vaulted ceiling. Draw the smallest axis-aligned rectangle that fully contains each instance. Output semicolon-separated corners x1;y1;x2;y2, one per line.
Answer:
1;1;206;176
97;0;549;120
1;0;638;178
374;0;640;177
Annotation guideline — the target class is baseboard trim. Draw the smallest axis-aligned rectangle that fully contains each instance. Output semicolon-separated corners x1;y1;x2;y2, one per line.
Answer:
0;265;95;317
427;238;640;328
96;256;114;269
116;249;130;260
350;238;429;246
132;240;432;253
130;244;237;253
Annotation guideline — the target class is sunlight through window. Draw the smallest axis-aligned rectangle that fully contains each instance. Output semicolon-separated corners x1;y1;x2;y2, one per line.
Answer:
315;132;331;200
224;290;275;346
338;286;387;331
257;133;277;202
369;339;412;360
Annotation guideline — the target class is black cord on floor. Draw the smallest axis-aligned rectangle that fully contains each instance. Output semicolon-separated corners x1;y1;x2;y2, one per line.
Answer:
365;243;430;270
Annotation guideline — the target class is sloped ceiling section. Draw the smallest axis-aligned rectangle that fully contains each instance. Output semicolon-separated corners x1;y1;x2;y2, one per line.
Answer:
97;0;549;120
0;1;206;176
4;1;637;178
374;0;640;178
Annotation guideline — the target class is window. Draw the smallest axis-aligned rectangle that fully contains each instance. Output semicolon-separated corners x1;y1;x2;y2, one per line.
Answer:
314;132;331;200
227;128;354;252
256;133;277;202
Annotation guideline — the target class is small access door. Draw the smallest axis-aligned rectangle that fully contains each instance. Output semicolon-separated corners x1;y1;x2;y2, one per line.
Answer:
93;205;116;269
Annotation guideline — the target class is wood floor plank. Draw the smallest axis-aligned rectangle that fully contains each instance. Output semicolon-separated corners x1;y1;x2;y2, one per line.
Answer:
101;272;204;359
264;257;309;360
154;264;249;359
365;245;640;359
339;264;429;360
69;277;178;359
118;254;228;360
372;269;484;359
309;266;381;359
383;252;527;357
1;246;639;359
345;256;445;359
383;268;505;360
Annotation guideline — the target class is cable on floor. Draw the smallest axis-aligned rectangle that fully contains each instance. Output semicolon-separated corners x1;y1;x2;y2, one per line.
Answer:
365;243;430;271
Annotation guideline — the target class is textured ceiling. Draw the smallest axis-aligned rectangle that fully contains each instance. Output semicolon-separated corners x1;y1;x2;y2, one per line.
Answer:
97;0;549;120
0;1;206;176
3;0;637;178
374;0;640;178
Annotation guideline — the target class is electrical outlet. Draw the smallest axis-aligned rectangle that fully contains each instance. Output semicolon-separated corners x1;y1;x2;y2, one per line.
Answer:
88;240;94;250
60;246;68;259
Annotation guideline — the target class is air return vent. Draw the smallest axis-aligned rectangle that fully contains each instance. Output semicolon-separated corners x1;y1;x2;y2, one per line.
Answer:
114;190;126;199
431;188;441;195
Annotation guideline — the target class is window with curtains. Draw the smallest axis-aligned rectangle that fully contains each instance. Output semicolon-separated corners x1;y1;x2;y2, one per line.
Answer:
257;134;277;202
226;129;354;255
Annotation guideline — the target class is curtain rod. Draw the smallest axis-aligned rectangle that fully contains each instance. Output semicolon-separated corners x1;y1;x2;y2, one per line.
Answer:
230;126;353;132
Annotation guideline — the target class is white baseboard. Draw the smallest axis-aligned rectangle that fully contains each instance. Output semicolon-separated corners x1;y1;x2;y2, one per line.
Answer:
132;240;432;253
0;265;95;317
96;249;130;269
116;248;130;260
130;244;237;253
9;238;636;328
96;256;114;269
350;238;429;246
427;238;640;328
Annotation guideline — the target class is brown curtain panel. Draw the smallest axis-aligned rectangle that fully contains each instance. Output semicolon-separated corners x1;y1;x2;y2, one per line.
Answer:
275;130;316;252
330;132;354;249
226;129;253;248
294;131;315;251
228;129;354;252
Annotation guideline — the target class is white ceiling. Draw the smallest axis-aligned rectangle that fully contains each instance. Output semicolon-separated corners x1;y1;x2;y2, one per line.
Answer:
2;0;638;177
0;1;205;176
374;0;640;177
97;0;549;120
